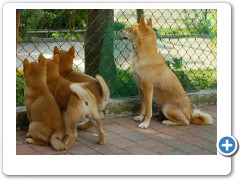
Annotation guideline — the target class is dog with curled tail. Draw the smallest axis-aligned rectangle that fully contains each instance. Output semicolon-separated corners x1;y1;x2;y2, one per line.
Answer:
121;15;213;128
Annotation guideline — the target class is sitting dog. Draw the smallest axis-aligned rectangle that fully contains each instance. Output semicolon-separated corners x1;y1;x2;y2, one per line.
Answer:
23;58;66;151
53;46;110;130
38;54;106;149
121;15;213;128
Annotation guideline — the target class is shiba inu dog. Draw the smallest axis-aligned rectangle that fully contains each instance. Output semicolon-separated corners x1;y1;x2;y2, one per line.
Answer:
121;15;213;128
53;46;110;130
23;58;66;151
39;54;106;149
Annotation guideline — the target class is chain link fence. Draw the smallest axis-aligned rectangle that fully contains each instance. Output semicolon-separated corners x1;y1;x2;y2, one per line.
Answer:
16;9;217;107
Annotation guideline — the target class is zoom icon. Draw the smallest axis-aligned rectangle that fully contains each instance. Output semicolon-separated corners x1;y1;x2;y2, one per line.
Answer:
217;136;238;156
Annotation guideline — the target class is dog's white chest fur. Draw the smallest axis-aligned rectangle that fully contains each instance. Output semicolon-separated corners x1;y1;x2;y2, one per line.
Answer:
130;51;142;86
130;51;137;69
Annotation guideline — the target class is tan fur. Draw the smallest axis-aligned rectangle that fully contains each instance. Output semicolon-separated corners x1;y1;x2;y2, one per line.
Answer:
53;46;110;130
23;58;66;151
39;54;106;149
53;46;110;112
121;15;213;128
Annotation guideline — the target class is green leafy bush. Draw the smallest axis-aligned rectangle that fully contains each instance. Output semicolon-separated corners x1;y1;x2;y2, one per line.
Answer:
110;69;138;98
166;58;217;91
16;65;217;106
16;75;25;107
111;21;126;31
52;31;81;40
166;58;195;91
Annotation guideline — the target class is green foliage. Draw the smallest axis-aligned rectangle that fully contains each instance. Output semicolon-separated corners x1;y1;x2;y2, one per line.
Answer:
209;11;217;54
16;75;25;107
19;9;44;38
173;58;183;69
110;69;138;98
16;66;217;106
20;9;88;39
166;58;217;91
111;21;126;31
166;58;195;91
182;10;216;35
159;28;187;35
208;10;217;34
166;58;184;71
52;30;81;40
188;68;217;90
210;36;217;48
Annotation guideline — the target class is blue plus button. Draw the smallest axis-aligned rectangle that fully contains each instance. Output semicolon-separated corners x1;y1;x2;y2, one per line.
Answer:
217;136;238;156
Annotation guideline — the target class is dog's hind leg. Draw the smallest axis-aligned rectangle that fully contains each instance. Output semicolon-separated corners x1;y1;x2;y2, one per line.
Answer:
89;111;106;145
161;104;190;126
78;120;94;130
26;122;52;146
64;116;78;150
63;105;82;149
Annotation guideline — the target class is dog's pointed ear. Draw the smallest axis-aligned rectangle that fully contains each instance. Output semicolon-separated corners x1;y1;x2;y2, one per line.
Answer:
147;18;152;26
39;56;47;67
38;54;45;63
23;58;30;69
139;15;146;29
68;46;75;57
52;54;59;63
54;46;60;55
23;58;31;75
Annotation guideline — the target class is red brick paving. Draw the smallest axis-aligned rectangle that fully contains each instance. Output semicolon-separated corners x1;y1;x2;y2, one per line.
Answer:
16;105;217;155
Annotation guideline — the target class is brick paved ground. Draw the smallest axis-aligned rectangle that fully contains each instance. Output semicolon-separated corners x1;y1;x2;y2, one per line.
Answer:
16;105;217;155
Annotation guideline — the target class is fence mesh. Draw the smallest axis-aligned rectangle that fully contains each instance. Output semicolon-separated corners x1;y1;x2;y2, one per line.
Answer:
16;9;217;107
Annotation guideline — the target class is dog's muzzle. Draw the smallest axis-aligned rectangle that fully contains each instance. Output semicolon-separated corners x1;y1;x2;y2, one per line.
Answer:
120;30;129;40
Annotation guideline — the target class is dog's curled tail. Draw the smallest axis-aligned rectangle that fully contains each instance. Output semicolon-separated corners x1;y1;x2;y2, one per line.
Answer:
69;83;88;104
50;131;66;151
96;75;110;111
191;109;214;125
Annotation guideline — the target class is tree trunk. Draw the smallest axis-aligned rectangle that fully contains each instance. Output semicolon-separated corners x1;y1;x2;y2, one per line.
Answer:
84;9;116;85
137;9;144;23
16;11;20;51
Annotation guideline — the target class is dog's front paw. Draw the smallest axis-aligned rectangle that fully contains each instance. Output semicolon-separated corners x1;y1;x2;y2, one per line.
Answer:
26;132;32;138
138;122;149;129
162;120;172;126
134;115;144;121
26;138;34;144
99;139;106;145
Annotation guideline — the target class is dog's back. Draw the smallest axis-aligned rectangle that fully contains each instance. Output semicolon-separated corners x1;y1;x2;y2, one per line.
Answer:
23;58;65;150
43;54;106;149
53;46;110;112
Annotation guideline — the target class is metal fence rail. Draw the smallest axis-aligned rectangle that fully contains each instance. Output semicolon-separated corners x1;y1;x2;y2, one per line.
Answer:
16;9;217;107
